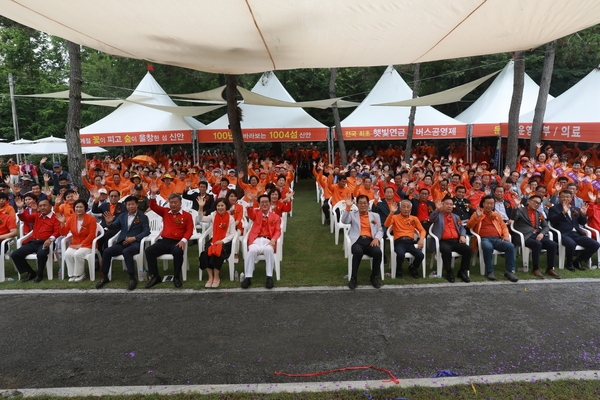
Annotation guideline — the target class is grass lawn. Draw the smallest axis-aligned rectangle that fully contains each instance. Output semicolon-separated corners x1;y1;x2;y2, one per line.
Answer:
2;178;600;290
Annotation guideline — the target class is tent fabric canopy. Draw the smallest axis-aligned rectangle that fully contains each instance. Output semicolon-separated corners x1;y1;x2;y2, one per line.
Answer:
14;90;105;99
237;87;358;109
340;66;466;141
2;1;600;74
80;72;204;147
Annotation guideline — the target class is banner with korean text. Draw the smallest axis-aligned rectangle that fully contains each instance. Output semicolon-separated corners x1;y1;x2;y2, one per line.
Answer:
198;128;328;143
499;122;599;142
81;130;192;147
339;125;467;140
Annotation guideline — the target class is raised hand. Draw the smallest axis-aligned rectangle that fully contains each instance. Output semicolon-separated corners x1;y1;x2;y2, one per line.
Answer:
581;202;589;215
344;193;354;208
390;201;398;214
56;213;66;224
40;157;48;164
81;167;88;177
589;192;597;202
149;182;159;194
196;196;206;208
14;196;24;209
536;142;543;149
503;166;511;177
103;211;114;225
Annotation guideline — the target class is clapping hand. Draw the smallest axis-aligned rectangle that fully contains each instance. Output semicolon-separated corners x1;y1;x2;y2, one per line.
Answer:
589;192;597;203
56;213;66;224
581;202;589;214
344;194;353;208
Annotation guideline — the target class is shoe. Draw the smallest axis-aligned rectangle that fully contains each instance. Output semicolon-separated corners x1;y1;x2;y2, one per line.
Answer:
205;280;213;288
127;279;137;291
572;260;586;271
446;270;455;283
95;277;109;289
212;280;220;288
395;271;403;279
74;274;86;283
241;277;251;289
266;276;274;289
348;277;357;290
409;268;420;279
545;269;561;279
504;271;519;282
22;272;37;283
457;270;470;283
34;274;44;283
370;276;381;289
486;271;496;281
173;276;183;288
145;275;162;289
532;269;545;279
68;276;75;282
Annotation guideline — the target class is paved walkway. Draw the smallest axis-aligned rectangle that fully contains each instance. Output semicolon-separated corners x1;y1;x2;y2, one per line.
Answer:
1;279;599;391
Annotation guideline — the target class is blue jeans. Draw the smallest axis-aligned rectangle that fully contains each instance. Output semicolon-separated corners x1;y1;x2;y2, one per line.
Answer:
480;237;515;273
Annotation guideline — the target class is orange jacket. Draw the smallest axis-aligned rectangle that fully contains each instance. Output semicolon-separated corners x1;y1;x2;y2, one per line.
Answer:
60;214;98;249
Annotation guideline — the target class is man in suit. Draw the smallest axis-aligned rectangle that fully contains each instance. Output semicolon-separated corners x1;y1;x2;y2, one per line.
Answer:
410;188;435;232
511;194;560;279
430;196;471;283
493;186;513;223
183;181;215;215
241;194;282;289
452;186;473;222
91;189;127;253
96;196;151;290
548;190;599;271
342;194;384;289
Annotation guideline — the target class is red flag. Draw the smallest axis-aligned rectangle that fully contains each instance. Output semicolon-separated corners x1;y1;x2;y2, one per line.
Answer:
147;63;154;72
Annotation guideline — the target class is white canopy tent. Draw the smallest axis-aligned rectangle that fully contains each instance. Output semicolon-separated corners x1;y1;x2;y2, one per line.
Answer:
2;1;600;74
0;137;105;156
517;67;600;143
340;66;466;141
455;60;554;137
201;72;328;143
81;72;205;147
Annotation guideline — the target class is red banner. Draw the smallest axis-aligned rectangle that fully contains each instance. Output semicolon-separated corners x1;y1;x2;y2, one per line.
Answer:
498;122;600;142
198;128;327;143
471;123;502;138
81;130;192;147
340;125;467;140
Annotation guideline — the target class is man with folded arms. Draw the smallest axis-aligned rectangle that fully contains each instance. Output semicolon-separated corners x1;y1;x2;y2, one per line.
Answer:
343;194;384;289
11;197;60;282
385;200;426;279
430;196;471;283
144;183;194;288
96;196;151;290
511;194;560;279
467;195;517;282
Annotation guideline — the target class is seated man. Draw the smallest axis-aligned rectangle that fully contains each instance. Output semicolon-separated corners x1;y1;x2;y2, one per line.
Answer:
342;194;383;289
385;200;426;279
511;195;560;279
10;197;60;282
241;194;282;289
145;186;194;288
0;210;18;253
96;196;151;291
430;196;471;283
548;190;599;271
466;195;517;282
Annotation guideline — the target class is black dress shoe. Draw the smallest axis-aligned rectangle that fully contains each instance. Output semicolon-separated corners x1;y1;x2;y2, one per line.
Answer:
21;272;37;283
395;271;403;278
572;260;586;271
348;277;357;290
266;276;274;289
241;277;252;289
96;277;110;289
145;275;162;289
565;265;575;272
173;276;182;288
409;268;420;279
34;274;44;283
370;276;381;289
446;270;455;283
457;270;470;283
127;279;137;291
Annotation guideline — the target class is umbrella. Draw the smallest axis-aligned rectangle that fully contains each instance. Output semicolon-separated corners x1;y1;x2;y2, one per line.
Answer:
131;155;157;165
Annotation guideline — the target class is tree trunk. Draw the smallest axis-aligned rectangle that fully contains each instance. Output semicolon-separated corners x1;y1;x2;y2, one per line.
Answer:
506;52;525;171
405;63;420;165
65;41;88;200
330;68;347;166
226;75;248;178
530;41;555;157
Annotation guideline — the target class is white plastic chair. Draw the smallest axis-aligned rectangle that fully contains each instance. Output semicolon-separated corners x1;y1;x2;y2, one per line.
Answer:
509;221;554;272
242;221;282;280
387;226;426;278
428;224;468;278
150;235;189;281
0;237;17;282
198;228;239;281
344;229;384;281
16;231;55;279
548;222;591;270
584;224;600;269
60;222;105;281
105;228;154;281
469;228;506;275
332;200;352;245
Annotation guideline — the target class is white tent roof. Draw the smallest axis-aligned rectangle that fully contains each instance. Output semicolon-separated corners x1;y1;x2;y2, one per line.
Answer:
455;61;553;132
2;1;600;74
516;67;600;143
340;66;466;140
201;72;328;142
81;73;204;146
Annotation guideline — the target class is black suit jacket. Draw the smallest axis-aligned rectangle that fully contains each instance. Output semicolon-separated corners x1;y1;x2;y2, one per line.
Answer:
91;201;127;228
108;211;151;247
182;191;215;215
547;204;587;235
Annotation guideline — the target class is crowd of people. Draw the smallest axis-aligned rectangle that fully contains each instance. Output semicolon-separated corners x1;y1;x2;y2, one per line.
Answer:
315;141;600;289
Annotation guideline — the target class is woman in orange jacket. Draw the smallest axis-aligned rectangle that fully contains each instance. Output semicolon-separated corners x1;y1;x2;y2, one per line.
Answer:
57;199;98;282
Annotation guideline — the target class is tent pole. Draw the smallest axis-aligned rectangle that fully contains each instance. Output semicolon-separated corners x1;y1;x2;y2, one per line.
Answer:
466;124;472;164
8;73;21;164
